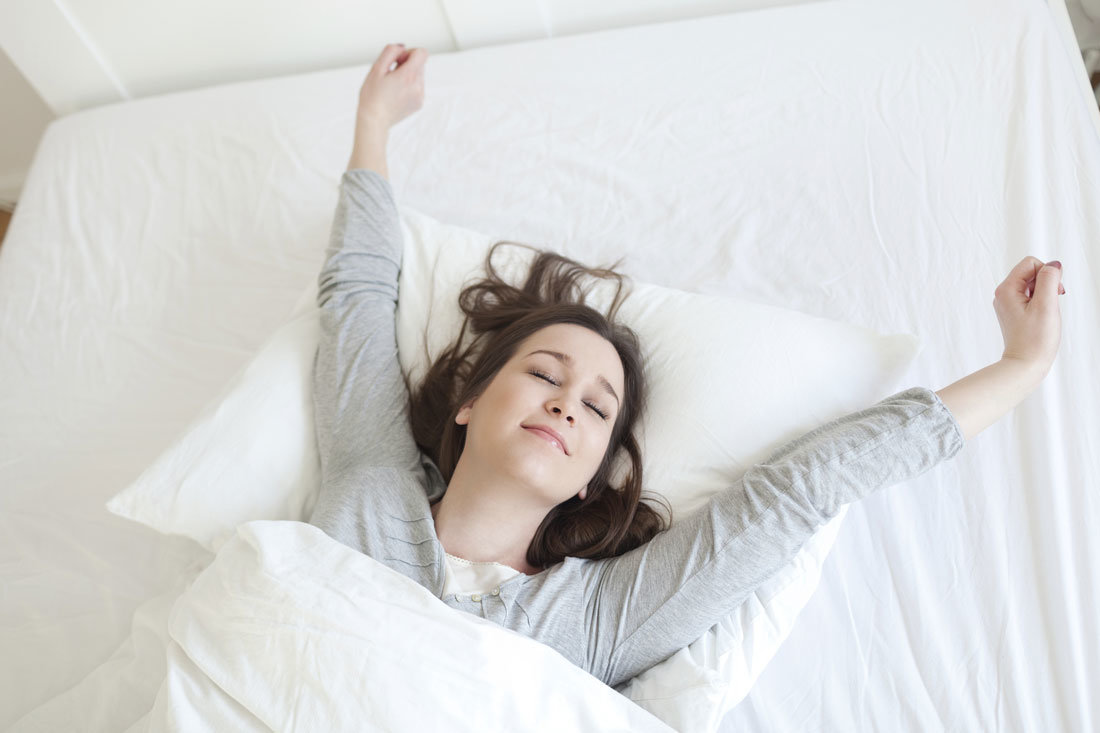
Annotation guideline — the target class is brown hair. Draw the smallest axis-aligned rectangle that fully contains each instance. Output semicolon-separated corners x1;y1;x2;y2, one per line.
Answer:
404;240;672;570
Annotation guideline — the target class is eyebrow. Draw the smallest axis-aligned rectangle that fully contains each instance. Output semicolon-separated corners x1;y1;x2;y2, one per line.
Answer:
525;349;620;408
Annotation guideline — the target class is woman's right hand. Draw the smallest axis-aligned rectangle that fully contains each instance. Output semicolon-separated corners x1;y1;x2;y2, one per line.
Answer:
993;256;1066;379
356;43;429;131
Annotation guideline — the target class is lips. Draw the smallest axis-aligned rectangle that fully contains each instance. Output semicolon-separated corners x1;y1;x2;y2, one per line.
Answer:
522;425;569;455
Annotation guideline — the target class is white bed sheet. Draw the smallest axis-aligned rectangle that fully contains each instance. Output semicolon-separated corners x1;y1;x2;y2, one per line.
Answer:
3;0;1099;729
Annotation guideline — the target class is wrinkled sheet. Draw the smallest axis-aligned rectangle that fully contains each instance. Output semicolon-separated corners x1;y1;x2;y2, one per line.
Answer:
2;0;1099;729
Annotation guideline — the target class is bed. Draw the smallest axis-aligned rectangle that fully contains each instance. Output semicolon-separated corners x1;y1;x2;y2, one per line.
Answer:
2;0;1098;729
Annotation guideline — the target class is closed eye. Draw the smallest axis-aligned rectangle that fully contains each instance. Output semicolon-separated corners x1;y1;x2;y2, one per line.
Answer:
529;370;610;420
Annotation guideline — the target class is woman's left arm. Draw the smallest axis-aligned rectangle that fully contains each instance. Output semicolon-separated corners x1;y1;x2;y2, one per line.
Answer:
583;385;966;689
935;257;1065;442
934;358;1040;442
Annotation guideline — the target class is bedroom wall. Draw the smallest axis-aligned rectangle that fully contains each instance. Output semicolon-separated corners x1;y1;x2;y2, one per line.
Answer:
1;0;1098;209
1068;0;1100;88
0;49;55;211
1;0;821;208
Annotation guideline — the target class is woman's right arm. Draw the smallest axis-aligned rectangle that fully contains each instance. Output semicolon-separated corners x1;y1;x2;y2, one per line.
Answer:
312;167;422;477
312;43;429;479
348;43;428;179
308;46;437;548
349;123;390;179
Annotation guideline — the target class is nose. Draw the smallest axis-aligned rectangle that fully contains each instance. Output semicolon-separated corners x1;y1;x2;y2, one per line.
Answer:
550;405;574;425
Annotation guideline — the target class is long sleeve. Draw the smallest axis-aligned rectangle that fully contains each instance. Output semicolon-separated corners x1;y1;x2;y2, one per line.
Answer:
310;168;423;504
582;386;966;689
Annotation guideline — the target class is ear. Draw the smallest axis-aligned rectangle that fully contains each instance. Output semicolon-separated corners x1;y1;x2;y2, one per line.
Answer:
455;398;476;426
578;486;587;500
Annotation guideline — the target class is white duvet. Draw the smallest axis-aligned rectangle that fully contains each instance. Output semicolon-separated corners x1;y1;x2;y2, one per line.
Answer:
144;521;672;732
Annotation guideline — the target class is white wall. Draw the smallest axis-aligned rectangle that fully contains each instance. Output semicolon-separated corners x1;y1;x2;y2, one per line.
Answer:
1067;0;1100;84
0;48;55;209
2;0;1097;207
0;0;830;206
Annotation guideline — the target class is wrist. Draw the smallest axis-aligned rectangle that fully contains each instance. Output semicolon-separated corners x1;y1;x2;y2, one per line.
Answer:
348;121;390;177
354;116;390;141
997;355;1047;392
935;358;1042;442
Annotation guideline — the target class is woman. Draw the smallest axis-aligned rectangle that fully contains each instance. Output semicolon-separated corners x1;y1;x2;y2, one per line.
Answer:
308;44;1065;689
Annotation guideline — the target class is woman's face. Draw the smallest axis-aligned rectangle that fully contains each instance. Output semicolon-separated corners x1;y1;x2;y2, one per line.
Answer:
455;323;625;505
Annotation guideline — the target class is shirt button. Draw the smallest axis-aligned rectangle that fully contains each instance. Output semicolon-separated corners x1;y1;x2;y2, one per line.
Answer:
492;588;500;596
471;593;481;602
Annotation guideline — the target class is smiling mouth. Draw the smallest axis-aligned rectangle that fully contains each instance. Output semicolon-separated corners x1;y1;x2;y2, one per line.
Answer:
523;427;567;454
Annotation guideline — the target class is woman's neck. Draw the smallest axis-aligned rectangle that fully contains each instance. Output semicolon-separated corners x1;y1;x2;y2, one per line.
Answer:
430;460;548;575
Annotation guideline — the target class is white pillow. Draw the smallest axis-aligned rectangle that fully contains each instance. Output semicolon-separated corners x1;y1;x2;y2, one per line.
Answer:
107;286;322;549
107;202;919;729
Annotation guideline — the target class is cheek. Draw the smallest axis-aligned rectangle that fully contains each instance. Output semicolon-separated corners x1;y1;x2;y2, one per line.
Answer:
502;381;535;413
476;378;535;428
511;378;549;413
483;376;523;406
583;428;613;462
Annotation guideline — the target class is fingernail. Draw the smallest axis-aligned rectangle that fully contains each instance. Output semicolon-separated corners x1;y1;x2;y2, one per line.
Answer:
1048;260;1062;269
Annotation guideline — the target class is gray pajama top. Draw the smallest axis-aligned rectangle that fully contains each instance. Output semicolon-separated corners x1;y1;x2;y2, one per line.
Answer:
307;169;966;690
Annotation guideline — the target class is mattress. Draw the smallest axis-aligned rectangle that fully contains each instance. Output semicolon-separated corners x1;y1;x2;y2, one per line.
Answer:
2;0;1098;728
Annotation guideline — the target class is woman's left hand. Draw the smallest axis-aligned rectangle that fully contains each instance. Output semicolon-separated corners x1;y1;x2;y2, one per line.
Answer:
994;256;1065;380
356;43;429;130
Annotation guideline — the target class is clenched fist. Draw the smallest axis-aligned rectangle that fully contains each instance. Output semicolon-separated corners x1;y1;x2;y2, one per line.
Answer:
994;256;1066;379
356;43;429;130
